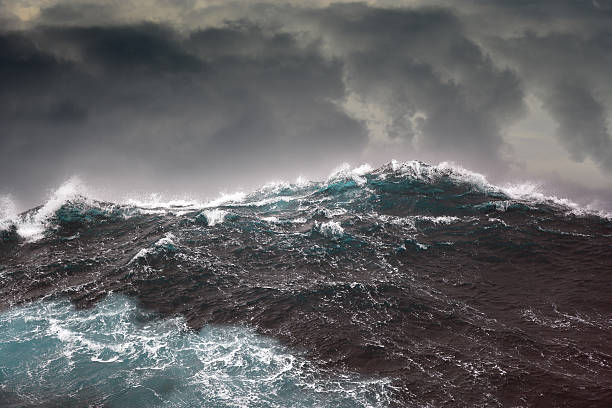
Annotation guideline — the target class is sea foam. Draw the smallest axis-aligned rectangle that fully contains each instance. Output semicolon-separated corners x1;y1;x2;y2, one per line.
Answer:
12;177;88;242
0;295;393;407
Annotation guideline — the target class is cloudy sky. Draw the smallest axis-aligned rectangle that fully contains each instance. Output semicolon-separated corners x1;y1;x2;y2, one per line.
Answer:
1;0;612;209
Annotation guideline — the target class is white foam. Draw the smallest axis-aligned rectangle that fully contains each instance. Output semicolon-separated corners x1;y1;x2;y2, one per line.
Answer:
323;208;348;218
352;163;374;176
15;177;88;242
436;161;490;189
415;215;461;225
0;295;394;407
123;191;246;214
488;217;509;227
125;193;202;209
500;182;611;218
203;209;228;226
319;221;344;238
377;214;461;228
389;160;490;190
376;214;416;229
260;180;292;194
154;232;176;247
130;248;151;263
121;191;242;222
389;160;611;218
130;232;177;263
204;191;246;208
295;175;310;187
327;162;373;186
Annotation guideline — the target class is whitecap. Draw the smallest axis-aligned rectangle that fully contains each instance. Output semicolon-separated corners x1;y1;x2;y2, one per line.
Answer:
415;215;461;224
204;191;246;208
15;177;89;242
125;193;202;210
203;209;227;226
388;159;611;219
319;221;344;238
129;232;177;263
327;162;373;186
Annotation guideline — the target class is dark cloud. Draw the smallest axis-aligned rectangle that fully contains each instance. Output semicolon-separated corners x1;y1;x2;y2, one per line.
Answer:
46;24;204;73
468;0;612;24
0;0;611;207
39;2;115;25
544;81;612;170
292;4;525;173
0;19;366;205
489;27;612;174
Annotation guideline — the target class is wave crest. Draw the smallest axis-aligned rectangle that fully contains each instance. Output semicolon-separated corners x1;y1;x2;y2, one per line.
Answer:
2;160;610;243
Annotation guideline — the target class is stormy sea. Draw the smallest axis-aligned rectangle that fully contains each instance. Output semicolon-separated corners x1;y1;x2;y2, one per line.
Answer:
1;160;611;407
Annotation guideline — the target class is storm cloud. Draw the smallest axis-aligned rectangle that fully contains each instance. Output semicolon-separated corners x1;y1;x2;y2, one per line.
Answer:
1;0;611;208
489;27;612;172
0;18;366;203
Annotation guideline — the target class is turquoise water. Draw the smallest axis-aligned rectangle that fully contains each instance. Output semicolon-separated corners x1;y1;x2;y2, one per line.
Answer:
0;295;392;407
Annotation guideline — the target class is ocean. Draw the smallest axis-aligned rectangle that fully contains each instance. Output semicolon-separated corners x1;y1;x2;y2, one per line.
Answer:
1;160;611;407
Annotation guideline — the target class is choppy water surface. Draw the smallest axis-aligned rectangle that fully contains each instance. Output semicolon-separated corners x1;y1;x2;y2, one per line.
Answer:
1;161;611;407
0;295;389;407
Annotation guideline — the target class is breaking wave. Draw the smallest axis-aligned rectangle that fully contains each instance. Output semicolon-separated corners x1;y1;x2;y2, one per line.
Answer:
0;160;608;244
1;160;611;407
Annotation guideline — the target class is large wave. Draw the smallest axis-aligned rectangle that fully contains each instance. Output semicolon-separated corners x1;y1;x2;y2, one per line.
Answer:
1;160;611;406
0;160;608;243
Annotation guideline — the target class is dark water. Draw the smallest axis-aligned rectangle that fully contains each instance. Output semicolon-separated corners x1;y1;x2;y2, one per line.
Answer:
1;161;611;407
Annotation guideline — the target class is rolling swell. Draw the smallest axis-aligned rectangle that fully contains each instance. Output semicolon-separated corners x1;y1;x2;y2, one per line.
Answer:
1;161;612;407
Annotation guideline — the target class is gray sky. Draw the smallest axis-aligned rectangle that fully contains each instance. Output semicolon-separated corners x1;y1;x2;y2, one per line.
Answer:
1;0;612;210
